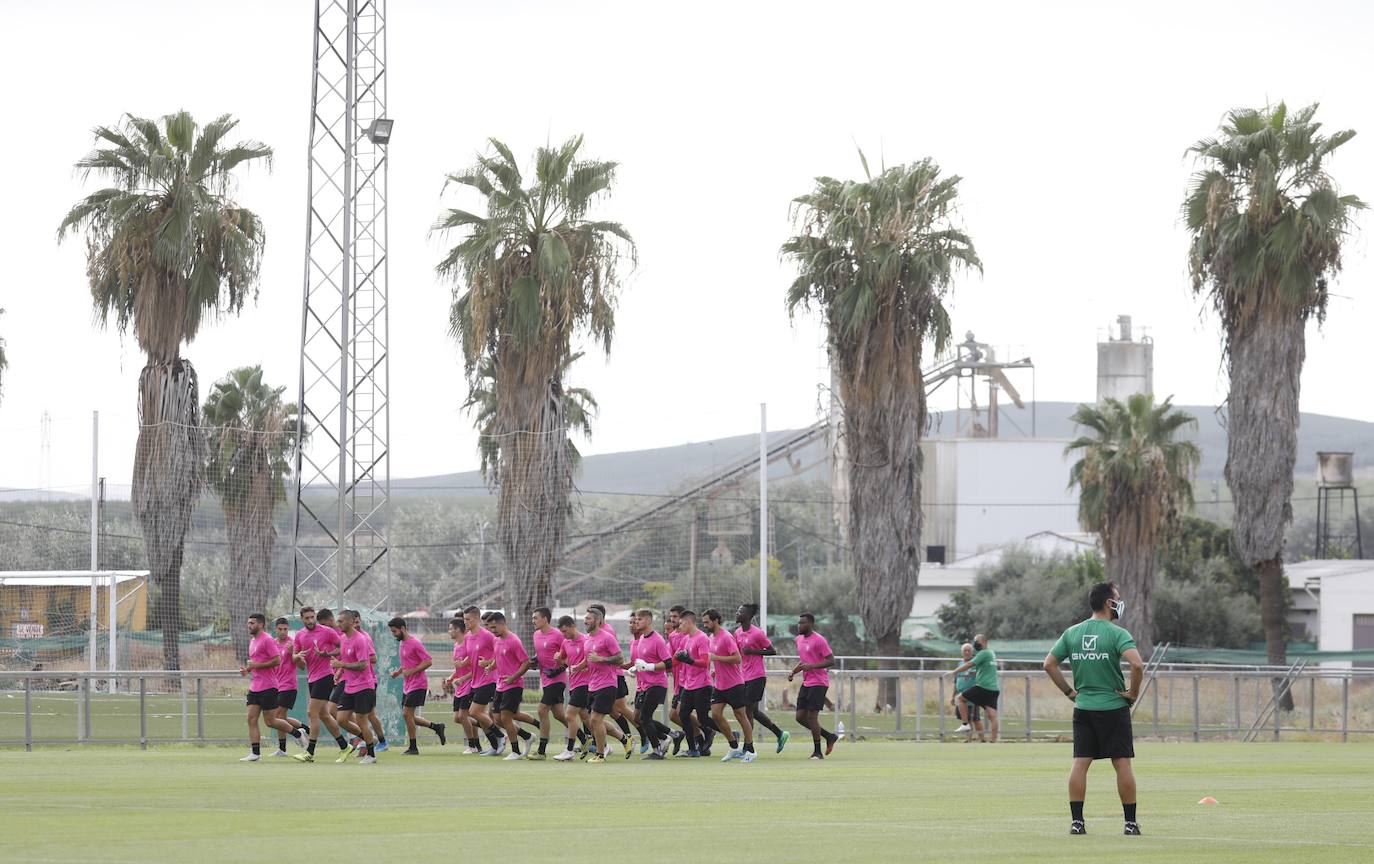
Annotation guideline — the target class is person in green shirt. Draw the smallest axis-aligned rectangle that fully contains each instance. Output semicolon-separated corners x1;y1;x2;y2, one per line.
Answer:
951;642;985;742
944;633;1000;742
1043;581;1145;837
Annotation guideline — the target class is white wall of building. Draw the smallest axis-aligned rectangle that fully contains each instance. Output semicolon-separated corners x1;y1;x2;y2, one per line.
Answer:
1317;568;1374;653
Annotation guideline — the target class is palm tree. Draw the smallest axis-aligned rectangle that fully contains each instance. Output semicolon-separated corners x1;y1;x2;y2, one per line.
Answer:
1066;394;1200;658
203;366;301;662
1184;102;1364;695
782;153;980;677
58;112;271;668
464;352;598;481
434;135;633;646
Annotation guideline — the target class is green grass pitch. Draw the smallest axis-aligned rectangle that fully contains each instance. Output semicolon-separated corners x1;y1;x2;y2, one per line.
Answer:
2;742;1372;862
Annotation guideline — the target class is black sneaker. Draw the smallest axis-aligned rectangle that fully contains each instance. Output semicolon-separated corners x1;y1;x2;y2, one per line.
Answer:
1070;821;1086;835
402;747;420;756
670;730;684;756
645;751;665;760
1124;822;1141;836
433;723;447;746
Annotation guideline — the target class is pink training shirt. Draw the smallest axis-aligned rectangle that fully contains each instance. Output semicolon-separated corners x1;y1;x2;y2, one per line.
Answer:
631;630;671;690
451;640;473;696
667;630;686;692
494;631;529;692
248;631;279;692
561;632;590;688
276;637;298;692
340;630;374;694
734;624;771;682
293;624;341;684
585;626;622;692
795;630;833;688
399;635;432;694
709;628;745;691
358;629;378;688
679;630;711;691
466;627;497;688
533;627;567;688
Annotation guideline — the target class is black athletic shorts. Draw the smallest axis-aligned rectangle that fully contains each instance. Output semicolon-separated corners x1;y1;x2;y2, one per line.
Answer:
961;685;1000;710
671;690;682;710
495;687;524;714
569;685;591;710
680;686;712;720
246;688;279;708
403;689;427;708
711;684;748;708
452;692;473;712
471;682;497;706
329;680;346;705
339;688;377;714
276;689;299;710
540;683;567;706
745;677;767;705
634;685;668;712
616;676;629;700
308;676;335;701
590;685;617;715
797;684;828;712
1073;706;1134;760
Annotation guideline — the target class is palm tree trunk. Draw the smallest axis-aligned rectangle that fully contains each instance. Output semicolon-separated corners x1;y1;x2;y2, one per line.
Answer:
224;493;273;663
1105;524;1156;661
843;333;923;709
1224;311;1302;711
134;360;205;671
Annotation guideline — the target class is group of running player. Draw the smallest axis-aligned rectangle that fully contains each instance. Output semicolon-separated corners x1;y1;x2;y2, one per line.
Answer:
238;602;843;765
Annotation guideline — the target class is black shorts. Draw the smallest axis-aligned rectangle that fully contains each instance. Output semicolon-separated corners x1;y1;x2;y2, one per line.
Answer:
329;681;346;705
711;684;749;709
246;688;278;708
471;682;497;706
797;685;828;712
495;687;524;714
452;692;473;712
956;694;982;722
961;685;1000;710
1073;706;1135;760
339;688;377;714
590;685;617;715
745;677;767;705
671;690;682;710
308;676;335;701
680;686;712;718
634;685;668;713
276;689;299;710
569;685;591;710
402;689;427;708
616;676;629;700
540;683;566;706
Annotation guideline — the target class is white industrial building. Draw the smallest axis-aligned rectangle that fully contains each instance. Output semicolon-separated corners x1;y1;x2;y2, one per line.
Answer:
1286;559;1374;663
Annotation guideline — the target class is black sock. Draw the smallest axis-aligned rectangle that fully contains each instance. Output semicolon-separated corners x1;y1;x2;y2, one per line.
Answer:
654;721;672;740
539;737;548;755
1123;803;1137;823
576;729;588;744
744;741;754;753
759;714;783;737
616;716;632;736
278;737;287;753
377;735;386;745
519;729;532;741
408;738;417;749
1071;801;1085;822
510;737;521;755
812;737;822;754
567;737;576;751
335;735;349;750
486;727;500;747
251;742;260;755
307;738;318;755
468;737;480;749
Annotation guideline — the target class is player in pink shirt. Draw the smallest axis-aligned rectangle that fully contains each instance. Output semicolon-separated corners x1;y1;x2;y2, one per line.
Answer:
627;609;674;759
702;608;755;762
238;613;295;762
442;616;481;754
588;604;637;747
387;617;446;754
788;612;839;759
665;605;693;755
290;606;351;762
574;606;631;762
735;603;788;753
673;610;715;757
554;616;591;761
528;606;574;760
267;617;308;756
483;612;534;761
330;609;379;763
463;606;507;755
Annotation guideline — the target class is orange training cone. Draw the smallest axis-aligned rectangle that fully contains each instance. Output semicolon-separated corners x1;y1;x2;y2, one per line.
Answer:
1198;796;1219;805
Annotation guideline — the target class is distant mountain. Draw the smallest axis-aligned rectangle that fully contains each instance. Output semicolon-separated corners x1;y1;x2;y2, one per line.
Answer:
390;401;1374;497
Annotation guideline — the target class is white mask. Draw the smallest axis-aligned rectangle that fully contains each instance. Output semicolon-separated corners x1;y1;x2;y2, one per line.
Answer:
1108;598;1125;620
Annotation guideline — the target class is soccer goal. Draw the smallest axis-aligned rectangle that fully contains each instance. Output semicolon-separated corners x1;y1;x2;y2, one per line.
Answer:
0;570;149;692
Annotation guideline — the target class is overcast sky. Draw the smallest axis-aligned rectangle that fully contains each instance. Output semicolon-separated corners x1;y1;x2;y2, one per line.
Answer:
2;0;1371;492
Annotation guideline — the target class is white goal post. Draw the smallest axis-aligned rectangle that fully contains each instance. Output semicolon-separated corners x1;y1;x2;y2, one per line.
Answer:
0;570;149;692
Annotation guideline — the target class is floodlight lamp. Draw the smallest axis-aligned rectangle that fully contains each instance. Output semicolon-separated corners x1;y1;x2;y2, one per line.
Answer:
367;118;394;144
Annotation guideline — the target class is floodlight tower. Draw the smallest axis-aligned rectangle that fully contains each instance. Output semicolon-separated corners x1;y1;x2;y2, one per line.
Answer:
291;0;392;611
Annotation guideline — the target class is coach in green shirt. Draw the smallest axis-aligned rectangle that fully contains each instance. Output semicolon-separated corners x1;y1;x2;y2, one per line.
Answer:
945;633;1000;742
1043;581;1144;837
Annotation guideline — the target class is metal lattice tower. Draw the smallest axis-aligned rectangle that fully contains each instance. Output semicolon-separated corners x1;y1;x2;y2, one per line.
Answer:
291;0;391;611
